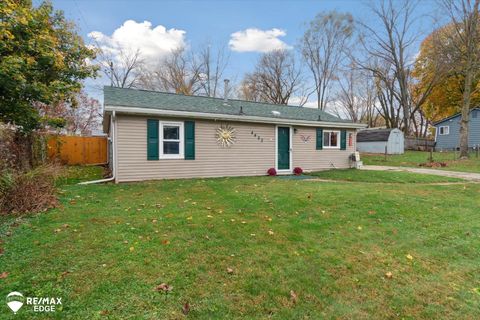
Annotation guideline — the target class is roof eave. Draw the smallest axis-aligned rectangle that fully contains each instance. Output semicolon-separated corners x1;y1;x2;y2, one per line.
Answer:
104;105;367;129
433;107;480;126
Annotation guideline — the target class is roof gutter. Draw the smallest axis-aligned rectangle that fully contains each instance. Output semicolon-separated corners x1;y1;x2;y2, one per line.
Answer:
104;105;367;129
78;110;116;185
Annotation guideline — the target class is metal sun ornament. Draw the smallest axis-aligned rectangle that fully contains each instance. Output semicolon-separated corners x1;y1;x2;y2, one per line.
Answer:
216;124;236;147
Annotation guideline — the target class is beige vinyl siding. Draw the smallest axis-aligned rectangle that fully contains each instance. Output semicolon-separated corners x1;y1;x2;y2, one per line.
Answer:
114;115;356;182
292;127;355;171
116;115;276;182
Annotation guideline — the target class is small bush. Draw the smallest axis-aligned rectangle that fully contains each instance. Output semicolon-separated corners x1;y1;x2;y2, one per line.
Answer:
267;168;277;176
0;164;61;214
293;167;303;175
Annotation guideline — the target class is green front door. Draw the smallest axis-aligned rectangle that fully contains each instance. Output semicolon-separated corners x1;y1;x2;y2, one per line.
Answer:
277;127;290;170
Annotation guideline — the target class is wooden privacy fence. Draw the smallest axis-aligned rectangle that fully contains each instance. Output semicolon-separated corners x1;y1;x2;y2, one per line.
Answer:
405;137;436;151
48;136;108;165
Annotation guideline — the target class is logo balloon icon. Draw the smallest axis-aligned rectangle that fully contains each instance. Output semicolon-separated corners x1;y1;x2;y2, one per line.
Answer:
6;292;24;314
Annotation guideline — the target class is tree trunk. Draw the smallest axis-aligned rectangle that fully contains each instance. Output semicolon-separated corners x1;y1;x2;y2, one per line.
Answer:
459;69;472;158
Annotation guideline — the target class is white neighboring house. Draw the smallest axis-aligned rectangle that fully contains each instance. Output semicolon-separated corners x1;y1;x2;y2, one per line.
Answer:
356;128;404;154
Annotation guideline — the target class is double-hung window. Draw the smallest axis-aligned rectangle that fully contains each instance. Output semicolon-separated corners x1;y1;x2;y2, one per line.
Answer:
439;126;449;135
323;130;340;148
160;122;184;159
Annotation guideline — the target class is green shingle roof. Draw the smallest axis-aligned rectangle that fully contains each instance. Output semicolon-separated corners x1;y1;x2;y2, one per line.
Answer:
104;86;351;123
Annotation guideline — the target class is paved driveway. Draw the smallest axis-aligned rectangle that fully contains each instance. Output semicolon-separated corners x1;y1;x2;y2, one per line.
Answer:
361;165;480;182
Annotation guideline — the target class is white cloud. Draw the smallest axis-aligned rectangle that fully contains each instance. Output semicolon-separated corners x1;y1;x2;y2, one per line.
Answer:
288;96;318;108
88;20;186;66
229;28;291;53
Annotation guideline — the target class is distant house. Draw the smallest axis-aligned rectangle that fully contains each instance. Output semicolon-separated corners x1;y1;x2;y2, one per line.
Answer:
434;108;480;151
356;128;404;154
102;86;366;182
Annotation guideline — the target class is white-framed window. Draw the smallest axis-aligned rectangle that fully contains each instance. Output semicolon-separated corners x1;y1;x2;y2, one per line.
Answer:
160;121;184;159
323;130;340;148
439;126;449;135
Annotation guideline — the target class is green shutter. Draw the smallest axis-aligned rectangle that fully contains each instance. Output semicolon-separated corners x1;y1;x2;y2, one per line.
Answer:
147;119;159;160
316;128;323;150
340;130;347;150
184;121;195;160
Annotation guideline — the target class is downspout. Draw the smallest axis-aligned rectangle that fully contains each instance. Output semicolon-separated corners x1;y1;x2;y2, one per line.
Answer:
78;111;116;185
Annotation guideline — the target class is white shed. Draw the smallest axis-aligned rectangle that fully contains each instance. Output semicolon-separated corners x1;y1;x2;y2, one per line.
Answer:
356;128;404;154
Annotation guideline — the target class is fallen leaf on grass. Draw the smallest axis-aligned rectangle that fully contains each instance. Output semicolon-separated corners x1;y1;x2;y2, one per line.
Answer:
162;240;170;245
385;272;393;279
290;290;298;304
268;230;274;235
129;247;135;252
406;254;413;260
54;228;62;233
182;301;190;315
0;272;8;279
227;267;234;274
154;283;173;292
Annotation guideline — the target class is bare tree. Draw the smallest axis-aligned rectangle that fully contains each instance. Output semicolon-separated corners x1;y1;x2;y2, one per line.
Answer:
240;49;305;105
198;44;230;97
440;0;480;157
37;91;102;135
300;11;354;110
99;48;144;88
139;48;204;95
335;63;380;126
357;0;421;134
238;73;263;102
371;60;404;129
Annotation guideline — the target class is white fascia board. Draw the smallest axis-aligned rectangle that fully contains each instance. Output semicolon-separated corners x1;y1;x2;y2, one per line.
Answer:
104;105;368;129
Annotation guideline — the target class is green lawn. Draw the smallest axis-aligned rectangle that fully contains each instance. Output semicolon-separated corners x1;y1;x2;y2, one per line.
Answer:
310;169;463;183
56;165;106;185
362;150;480;173
0;170;479;319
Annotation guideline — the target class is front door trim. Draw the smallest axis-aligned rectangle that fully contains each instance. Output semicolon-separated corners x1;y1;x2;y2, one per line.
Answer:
275;125;293;173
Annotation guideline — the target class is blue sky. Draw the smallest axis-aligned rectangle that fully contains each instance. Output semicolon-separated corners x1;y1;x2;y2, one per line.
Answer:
46;0;438;103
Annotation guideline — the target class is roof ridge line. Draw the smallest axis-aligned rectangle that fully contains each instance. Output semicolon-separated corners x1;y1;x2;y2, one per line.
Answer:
104;85;327;111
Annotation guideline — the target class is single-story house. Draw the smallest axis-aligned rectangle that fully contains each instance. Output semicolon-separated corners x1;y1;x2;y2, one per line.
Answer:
356;128;404;154
434;108;480;151
103;86;366;182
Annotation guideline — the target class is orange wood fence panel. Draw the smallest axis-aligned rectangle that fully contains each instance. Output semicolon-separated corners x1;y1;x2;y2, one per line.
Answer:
48;136;108;165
